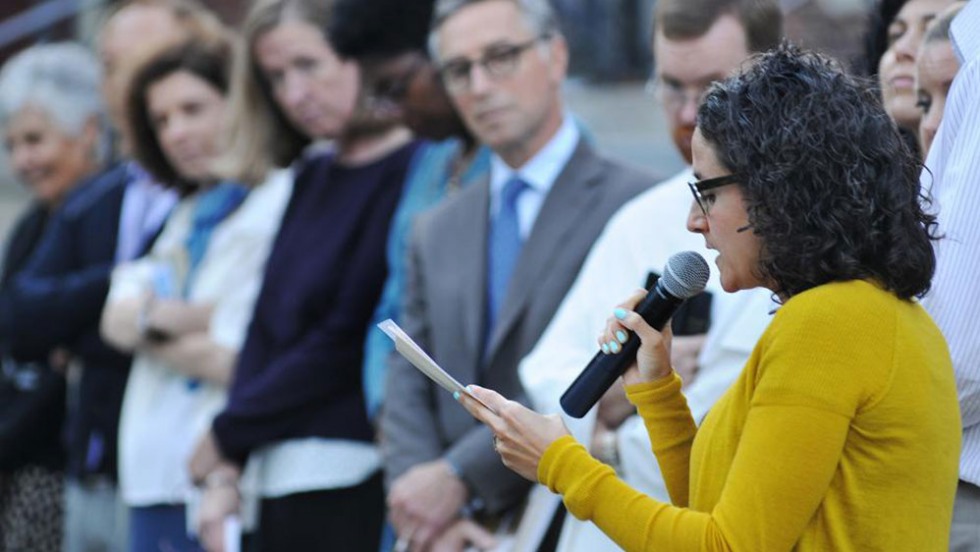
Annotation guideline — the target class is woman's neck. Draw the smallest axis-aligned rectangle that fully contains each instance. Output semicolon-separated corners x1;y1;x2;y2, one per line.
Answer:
336;126;413;167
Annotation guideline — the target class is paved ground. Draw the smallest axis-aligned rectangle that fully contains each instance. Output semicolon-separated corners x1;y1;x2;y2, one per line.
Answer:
0;80;679;245
565;79;685;180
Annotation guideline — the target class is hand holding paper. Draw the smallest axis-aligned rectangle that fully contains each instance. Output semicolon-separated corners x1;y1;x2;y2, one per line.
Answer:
379;319;568;482
378;319;494;413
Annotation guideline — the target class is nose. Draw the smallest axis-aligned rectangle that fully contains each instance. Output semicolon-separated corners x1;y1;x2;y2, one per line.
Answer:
686;199;707;234
282;70;309;109
161;114;191;147
467;63;493;96
892;26;920;62
678;94;699;126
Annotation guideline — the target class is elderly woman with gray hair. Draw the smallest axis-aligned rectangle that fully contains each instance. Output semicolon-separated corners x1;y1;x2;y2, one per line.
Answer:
0;41;108;552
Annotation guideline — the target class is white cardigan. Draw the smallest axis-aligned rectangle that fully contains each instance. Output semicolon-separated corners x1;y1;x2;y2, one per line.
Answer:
111;170;291;506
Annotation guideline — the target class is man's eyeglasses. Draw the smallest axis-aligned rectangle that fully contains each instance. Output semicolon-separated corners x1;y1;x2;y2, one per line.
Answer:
438;35;550;94
646;78;710;113
688;174;740;216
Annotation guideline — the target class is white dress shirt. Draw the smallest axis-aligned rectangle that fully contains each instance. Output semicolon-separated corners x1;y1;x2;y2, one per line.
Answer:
489;115;581;238
920;0;980;486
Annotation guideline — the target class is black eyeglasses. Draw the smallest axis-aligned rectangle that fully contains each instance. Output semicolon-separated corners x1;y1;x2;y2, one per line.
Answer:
688;174;740;216
438;35;549;93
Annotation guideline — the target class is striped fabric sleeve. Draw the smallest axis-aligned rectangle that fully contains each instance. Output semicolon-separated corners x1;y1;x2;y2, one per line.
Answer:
920;0;980;485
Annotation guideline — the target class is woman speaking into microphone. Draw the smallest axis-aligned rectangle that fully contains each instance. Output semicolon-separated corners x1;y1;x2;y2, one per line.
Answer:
458;44;960;551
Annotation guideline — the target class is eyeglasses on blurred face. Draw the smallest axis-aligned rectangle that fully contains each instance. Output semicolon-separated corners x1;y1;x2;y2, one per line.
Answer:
646;77;711;113
437;34;550;94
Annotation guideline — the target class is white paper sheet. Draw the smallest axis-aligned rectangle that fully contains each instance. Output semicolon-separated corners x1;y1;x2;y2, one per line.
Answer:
378;319;494;413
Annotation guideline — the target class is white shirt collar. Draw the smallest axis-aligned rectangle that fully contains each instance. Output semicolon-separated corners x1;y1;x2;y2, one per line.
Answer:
951;0;980;64
489;114;581;206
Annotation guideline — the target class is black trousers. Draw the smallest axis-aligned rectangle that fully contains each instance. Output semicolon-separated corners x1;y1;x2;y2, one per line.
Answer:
247;471;384;552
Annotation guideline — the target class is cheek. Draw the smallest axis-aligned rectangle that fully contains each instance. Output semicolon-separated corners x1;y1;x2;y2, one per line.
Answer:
324;76;358;118
36;138;69;168
201;107;228;147
878;53;898;94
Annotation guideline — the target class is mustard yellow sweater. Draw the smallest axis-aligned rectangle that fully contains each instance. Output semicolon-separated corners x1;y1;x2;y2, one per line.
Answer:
540;280;961;551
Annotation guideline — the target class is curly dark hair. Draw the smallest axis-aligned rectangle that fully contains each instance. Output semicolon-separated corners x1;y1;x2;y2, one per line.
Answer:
697;43;939;301
327;0;435;60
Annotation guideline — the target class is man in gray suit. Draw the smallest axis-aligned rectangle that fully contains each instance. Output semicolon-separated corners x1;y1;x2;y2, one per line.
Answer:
381;0;651;549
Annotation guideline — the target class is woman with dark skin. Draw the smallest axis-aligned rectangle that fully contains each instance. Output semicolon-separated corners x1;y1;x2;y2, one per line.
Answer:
328;0;492;433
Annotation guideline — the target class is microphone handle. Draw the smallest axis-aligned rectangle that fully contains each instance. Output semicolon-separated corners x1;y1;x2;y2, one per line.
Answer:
559;285;682;418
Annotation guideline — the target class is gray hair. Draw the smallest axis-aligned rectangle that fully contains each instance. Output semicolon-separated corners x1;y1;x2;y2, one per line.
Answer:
427;0;562;62
0;42;109;164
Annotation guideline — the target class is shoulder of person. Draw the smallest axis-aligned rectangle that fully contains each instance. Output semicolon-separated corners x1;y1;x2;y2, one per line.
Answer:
60;163;128;219
570;141;657;194
778;280;896;323
414;173;489;232
765;280;904;368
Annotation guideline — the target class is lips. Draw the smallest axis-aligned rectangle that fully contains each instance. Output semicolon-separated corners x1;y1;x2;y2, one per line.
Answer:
474;105;509;124
890;75;915;90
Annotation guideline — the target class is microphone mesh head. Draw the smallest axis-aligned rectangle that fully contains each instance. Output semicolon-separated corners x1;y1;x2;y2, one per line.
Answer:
661;251;710;299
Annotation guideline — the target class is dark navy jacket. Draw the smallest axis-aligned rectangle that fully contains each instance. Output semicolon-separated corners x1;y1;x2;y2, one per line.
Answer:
2;164;135;480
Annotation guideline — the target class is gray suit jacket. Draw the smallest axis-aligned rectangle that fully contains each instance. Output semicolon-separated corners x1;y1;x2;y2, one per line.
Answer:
382;138;652;514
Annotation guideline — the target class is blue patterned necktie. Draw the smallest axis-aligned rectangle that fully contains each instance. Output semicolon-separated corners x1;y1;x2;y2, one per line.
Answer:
487;176;528;333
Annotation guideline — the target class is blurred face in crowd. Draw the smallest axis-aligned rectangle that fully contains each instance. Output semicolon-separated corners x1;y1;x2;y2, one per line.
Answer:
100;4;186;146
254;20;360;140
4;105;97;206
915;38;959;155
146;70;227;183
878;0;954;131
652;14;749;165
434;0;567;167
362;51;467;141
686;128;763;293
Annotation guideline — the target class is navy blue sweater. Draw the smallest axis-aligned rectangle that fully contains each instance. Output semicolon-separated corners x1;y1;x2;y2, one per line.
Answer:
213;141;421;464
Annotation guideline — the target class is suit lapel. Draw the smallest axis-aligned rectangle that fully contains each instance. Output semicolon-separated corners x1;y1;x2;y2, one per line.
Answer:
448;180;491;372
484;140;603;360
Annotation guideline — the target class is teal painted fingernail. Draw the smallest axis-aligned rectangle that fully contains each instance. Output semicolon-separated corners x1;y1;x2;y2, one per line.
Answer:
601;342;610;354
613;308;627;320
616;330;628;344
453;391;461;401
609;340;621;353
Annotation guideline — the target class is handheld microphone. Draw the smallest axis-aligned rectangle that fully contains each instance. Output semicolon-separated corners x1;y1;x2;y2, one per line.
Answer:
560;251;710;418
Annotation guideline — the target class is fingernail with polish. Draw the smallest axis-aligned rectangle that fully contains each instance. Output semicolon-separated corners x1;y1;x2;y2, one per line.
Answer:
616;330;627;344
609;341;621;354
613;308;627;320
601;342;610;354
453;391;461;401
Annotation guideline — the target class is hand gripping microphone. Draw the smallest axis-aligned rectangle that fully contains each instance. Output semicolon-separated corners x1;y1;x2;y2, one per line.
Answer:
560;251;710;418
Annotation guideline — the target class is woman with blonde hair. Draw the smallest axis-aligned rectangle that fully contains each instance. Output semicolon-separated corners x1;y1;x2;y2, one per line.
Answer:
187;0;421;549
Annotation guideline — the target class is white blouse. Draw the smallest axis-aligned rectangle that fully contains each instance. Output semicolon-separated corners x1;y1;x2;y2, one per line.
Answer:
111;170;292;506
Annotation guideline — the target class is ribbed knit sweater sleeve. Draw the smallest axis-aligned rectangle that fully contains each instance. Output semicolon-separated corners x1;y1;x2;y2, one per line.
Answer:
538;283;897;551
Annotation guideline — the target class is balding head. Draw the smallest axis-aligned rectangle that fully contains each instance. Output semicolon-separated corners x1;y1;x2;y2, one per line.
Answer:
98;0;223;152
